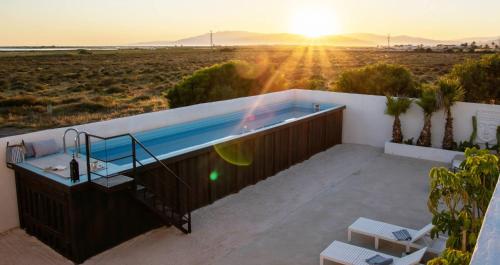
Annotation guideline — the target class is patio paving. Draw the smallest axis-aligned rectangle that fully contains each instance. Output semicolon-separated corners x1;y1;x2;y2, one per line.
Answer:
0;144;445;265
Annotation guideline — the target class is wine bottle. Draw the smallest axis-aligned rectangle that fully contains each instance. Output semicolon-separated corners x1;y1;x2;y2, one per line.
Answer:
70;154;80;182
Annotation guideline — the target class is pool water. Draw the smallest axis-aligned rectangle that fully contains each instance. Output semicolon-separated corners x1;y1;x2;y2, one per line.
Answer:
88;101;336;166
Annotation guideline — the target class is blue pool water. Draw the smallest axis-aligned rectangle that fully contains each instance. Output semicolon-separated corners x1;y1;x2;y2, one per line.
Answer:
88;101;337;166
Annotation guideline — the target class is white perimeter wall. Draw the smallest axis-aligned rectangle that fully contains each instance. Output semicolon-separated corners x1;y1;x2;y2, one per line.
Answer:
294;89;500;149
0;89;499;232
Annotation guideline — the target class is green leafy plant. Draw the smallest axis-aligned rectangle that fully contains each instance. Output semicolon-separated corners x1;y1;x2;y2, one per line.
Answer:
403;138;414;145
448;54;500;104
456;140;480;152
416;85;439;147
427;249;472;265
428;148;499;252
385;96;412;143
456;116;480;151
166;60;287;108
337;63;419;97
469;116;478;144
436;77;464;150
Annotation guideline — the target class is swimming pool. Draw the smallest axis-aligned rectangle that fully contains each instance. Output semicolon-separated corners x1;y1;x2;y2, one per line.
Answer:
12;92;345;263
87;101;338;167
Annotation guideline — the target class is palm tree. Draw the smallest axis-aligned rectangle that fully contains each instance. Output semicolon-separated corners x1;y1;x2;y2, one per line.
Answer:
436;77;464;150
416;85;439;147
385;96;412;143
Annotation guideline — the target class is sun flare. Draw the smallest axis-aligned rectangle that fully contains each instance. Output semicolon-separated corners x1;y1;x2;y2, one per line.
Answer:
289;7;340;38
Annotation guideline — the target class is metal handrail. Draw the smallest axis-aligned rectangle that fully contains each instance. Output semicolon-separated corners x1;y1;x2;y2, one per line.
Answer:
84;132;191;189
84;132;192;233
130;135;191;189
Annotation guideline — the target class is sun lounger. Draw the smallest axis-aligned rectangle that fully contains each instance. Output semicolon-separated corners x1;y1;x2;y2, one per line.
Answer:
348;217;444;254
320;240;427;265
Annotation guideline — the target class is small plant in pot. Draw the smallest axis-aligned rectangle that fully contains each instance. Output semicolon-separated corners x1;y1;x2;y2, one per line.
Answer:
385;95;412;143
416;85;439;147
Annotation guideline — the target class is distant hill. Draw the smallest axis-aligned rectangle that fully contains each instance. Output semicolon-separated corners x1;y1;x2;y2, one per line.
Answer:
134;31;499;47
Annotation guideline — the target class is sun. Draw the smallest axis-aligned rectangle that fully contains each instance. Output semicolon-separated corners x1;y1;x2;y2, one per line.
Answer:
289;7;339;38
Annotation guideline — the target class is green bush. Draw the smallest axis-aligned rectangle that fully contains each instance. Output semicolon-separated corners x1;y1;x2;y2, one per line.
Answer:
0;95;42;107
77;49;92;55
448;54;500;104
427;249;471;265
428;148;499;252
336;63;419;97
166;60;287;108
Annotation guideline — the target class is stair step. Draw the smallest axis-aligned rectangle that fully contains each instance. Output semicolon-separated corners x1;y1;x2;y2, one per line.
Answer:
134;194;187;221
92;174;134;192
131;185;191;234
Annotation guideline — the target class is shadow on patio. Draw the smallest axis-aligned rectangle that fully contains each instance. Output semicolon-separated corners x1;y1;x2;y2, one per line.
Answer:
0;144;444;265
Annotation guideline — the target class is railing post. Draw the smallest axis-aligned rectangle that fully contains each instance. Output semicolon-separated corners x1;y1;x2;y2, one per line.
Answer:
85;134;91;182
132;138;137;181
186;187;191;233
176;178;181;218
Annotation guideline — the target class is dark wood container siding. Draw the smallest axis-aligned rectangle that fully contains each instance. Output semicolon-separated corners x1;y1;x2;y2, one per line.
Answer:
139;107;344;213
13;106;344;263
14;167;162;263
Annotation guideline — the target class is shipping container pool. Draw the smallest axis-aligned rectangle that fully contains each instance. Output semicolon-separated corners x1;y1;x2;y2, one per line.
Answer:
12;97;345;263
87;101;340;169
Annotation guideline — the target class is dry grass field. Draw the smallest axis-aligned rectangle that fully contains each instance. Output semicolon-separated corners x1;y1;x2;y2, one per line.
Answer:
0;46;480;136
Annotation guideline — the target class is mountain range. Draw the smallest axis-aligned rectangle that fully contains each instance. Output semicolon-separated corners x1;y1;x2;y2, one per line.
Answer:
135;31;499;47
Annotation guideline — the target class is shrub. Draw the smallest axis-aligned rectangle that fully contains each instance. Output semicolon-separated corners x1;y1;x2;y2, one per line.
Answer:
105;86;126;94
428;148;499;252
0;95;42;107
9;80;28;90
427;249;471;265
99;78;117;87
219;47;236;52
166;60;287;108
448;54;500;104
77;49;92;55
336;63;419;97
307;75;328;90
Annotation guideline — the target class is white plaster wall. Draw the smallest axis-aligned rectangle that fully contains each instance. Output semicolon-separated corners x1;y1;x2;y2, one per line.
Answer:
0;89;499;233
0;90;294;233
293;89;500;148
470;176;500;265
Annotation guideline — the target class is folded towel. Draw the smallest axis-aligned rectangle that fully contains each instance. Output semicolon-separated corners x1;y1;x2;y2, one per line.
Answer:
366;254;393;265
33;139;59;158
392;229;412;241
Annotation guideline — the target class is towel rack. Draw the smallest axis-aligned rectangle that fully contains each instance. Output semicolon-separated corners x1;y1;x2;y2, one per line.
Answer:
6;141;25;168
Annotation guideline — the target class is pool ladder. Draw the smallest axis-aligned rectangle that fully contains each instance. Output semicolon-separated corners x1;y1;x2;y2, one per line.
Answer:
62;128;87;157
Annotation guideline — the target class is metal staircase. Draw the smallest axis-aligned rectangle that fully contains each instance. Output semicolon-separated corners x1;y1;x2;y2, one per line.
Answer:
83;133;192;234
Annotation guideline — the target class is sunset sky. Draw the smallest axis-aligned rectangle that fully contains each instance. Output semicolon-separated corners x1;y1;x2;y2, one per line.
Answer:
1;0;499;45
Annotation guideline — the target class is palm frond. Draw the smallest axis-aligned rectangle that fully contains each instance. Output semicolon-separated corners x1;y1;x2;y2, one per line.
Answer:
385;95;413;116
416;84;439;115
436;77;464;110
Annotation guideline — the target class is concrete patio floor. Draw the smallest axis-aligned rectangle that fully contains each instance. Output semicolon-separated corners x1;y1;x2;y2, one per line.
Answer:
0;144;445;265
